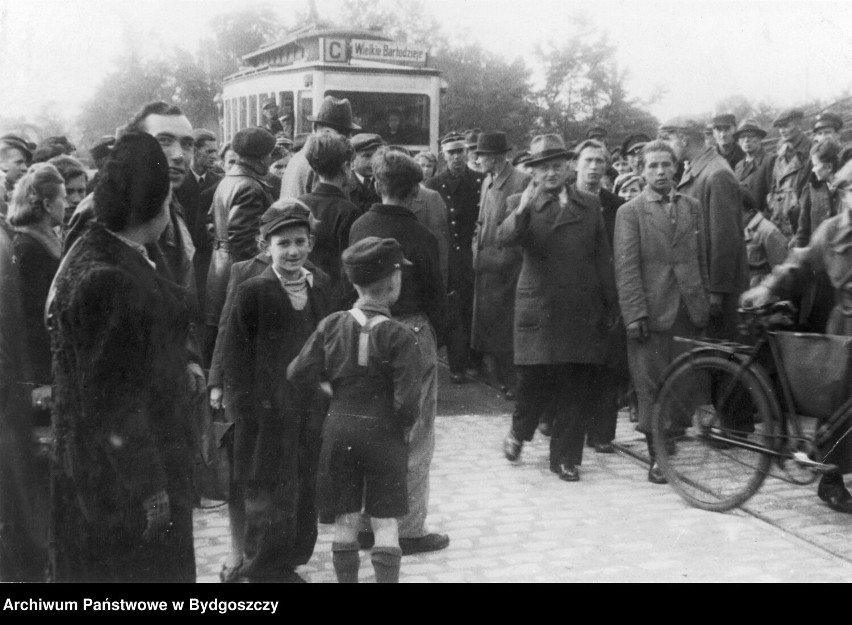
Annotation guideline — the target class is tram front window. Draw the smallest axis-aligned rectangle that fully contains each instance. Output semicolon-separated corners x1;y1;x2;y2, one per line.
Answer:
325;91;430;145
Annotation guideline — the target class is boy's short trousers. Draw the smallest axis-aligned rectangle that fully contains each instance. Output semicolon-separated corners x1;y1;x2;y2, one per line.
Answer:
317;413;408;519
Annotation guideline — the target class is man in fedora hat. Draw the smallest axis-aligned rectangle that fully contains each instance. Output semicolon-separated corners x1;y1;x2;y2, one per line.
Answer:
768;107;812;240
471;131;530;400
498;134;618;483
659;116;748;341
734;119;775;215
712;113;745;170
425;132;486;383
279;96;361;200
813;112;844;146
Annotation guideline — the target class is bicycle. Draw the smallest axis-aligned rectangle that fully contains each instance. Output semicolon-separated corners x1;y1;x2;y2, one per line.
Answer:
650;301;852;511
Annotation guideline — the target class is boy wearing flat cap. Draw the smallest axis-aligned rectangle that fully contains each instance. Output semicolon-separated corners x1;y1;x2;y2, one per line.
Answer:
288;237;422;583
223;201;331;583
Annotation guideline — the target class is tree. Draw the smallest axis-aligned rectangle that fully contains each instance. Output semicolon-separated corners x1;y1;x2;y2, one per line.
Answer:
336;0;448;50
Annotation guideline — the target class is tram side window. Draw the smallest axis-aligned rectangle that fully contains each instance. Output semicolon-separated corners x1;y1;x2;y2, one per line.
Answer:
325;91;430;146
224;99;231;139
239;97;247;130
249;95;258;127
278;92;295;138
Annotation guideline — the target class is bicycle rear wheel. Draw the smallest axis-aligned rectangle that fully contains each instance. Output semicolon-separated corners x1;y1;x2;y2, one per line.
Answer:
651;353;776;511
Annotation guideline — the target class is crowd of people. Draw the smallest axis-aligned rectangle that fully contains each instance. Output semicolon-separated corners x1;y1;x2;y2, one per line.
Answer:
2;91;852;584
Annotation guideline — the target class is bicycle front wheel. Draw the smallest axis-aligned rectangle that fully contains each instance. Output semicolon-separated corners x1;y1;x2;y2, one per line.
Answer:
651;353;776;512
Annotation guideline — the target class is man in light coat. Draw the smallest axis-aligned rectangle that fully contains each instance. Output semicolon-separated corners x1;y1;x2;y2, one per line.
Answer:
499;134;617;482
471;131;530;400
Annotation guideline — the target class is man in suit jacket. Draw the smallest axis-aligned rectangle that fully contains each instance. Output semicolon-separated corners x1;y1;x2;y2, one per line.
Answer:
614;141;710;483
347;133;383;215
660;116;748;342
471;131;530;398
499;134;617;483
176;130;223;309
425;132;486;383
734;119;775;216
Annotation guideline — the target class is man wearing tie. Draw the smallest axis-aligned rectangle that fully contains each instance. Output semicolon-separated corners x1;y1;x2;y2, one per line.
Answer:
348;134;383;215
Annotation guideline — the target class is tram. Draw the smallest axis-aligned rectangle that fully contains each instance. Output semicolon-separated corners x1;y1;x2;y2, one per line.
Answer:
221;25;445;153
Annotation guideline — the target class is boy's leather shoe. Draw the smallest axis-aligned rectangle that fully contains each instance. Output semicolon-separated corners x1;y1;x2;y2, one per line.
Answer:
400;533;450;555
818;474;852;514
556;463;579;482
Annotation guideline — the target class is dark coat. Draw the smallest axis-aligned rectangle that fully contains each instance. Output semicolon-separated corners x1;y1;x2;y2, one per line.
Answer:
424;167;486;293
349;203;448;343
794;175;840;248
347;172;381;216
471;163;530;352
769;132;813;239
47;223;195;582
175;170;222;255
735;148;775;215
497;185;617;365
0;225;43;582
298;182;361;311
206;162;273;326
719;142;746;171
11;232;59;385
223;266;330;484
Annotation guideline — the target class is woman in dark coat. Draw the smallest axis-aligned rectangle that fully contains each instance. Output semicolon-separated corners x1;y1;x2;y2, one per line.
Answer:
47;132;197;582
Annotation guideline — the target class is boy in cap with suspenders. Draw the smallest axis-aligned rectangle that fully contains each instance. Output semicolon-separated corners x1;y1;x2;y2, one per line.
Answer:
288;237;422;583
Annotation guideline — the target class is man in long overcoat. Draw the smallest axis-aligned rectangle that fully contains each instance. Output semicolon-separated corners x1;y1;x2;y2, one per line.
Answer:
499;134;617;482
734;119;775;216
768;108;812;240
471;131;530;399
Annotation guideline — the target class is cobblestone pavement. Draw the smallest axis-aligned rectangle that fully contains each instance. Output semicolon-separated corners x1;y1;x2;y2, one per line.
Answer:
193;365;852;583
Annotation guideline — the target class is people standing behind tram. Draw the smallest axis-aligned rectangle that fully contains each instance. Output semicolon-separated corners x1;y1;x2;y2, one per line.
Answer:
500;134;618;483
768;108;812;240
348;148;449;555
47;132;197;582
741;159;852;515
348;134;383;215
471;131;530;401
48;155;88;231
573;139;629;454
279;96;361;199
425;132;485;384
659;116;748;342
614;141;710;485
205;127;276;362
299;133;361;311
711;113;745;170
734;119;775;216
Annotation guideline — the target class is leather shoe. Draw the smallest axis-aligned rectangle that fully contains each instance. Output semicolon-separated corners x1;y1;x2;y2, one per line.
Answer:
357;530;375;550
818;474;852;514
450;372;466;384
556;463;579;482
537;421;552;437
594;442;615;454
503;432;522;461
647;461;668;484
400;533;450;555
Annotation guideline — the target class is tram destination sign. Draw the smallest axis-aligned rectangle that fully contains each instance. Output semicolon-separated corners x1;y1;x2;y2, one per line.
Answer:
350;39;428;66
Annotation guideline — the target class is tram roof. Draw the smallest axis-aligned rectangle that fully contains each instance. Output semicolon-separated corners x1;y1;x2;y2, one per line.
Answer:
241;25;392;66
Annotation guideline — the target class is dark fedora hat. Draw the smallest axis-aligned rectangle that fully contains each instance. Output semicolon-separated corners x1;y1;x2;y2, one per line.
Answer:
525;134;573;166
733;118;767;140
474;131;511;155
306;96;362;132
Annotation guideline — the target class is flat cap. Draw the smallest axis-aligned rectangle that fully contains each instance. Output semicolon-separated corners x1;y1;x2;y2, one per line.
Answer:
814;112;844;132
773;108;805;127
232;127;276;159
259;200;313;239
351;133;384;153
733;118;767;140
343;236;412;286
586;125;608;139
262;98;278;110
622;133;652;155
711;113;737;128
0;133;32;159
659;117;705;134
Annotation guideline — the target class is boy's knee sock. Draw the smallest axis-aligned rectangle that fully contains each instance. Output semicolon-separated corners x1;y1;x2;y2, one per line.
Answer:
370;546;402;583
332;542;360;583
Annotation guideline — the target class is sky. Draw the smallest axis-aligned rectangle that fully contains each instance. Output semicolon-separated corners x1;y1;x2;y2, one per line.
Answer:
2;0;852;127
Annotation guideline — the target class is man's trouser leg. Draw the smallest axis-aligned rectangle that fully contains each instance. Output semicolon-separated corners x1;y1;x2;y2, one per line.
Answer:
397;314;438;539
586;367;619;445
550;364;601;467
511;365;554;442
